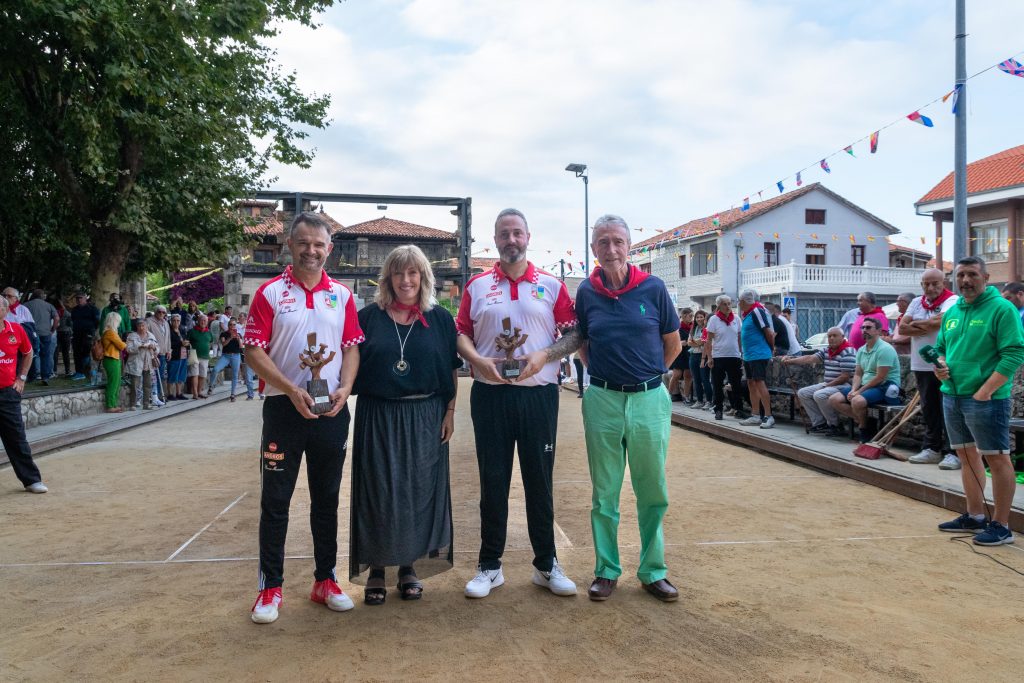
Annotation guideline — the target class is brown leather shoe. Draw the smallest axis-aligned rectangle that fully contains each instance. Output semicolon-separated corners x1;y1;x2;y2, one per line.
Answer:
642;578;679;602
588;577;617;601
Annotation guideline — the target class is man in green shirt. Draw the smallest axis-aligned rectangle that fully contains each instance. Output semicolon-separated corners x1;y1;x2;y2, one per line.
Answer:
828;317;900;443
934;257;1024;546
186;313;213;399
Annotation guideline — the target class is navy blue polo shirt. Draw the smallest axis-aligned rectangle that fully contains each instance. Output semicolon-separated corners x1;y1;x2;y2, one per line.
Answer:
576;267;679;385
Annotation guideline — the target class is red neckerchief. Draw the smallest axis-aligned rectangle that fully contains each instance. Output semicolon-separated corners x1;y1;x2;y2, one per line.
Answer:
921;289;955;312
9;300;19;312
862;306;884;317
679;322;692;333
714;310;735;325
587;264;649;299
740;301;766;319
194;325;208;332
390;301;429;327
827;339;854;359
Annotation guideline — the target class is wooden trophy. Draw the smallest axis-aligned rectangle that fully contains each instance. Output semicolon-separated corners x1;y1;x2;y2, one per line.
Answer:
298;332;336;415
495;317;529;380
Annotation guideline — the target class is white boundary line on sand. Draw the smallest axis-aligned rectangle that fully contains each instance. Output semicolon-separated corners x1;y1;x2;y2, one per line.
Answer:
5;534;1020;569
165;492;248;562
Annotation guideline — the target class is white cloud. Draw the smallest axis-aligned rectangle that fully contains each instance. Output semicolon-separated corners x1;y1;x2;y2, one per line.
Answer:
263;0;1024;266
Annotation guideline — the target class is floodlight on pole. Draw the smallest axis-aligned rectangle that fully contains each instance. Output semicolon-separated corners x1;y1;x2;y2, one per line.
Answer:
565;163;590;276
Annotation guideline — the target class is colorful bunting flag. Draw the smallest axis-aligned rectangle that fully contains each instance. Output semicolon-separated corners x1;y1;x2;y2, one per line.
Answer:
936;237;942;247
867;236;876;242
772;232;780;239
844;145;855;157
777;181;784;194
907;111;934;127
712;215;720;227
742;198;750;211
831;235;838;241
848;234;855;243
870;131;879;153
997;58;1024;78
757;191;763;200
796;172;803;187
949;84;963;114
820;159;831;174
810;233;818;240
920;236;926;244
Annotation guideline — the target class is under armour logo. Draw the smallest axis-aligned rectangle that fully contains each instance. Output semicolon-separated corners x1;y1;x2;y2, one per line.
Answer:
544;444;553;453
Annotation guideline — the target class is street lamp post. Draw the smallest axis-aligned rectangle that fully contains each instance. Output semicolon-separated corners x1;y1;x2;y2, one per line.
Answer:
565;163;589;276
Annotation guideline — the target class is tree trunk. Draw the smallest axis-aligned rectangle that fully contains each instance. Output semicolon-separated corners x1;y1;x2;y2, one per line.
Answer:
89;229;133;302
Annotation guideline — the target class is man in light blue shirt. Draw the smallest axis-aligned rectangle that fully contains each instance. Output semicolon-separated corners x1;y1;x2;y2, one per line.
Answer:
737;288;775;429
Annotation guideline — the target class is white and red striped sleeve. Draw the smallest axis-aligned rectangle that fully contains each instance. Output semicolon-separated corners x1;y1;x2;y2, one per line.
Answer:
340;289;364;348
552;282;577;330
455;288;474;339
243;285;274;350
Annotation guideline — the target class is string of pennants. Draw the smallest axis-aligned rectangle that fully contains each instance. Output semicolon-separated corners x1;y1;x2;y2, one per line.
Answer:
730;51;1024;212
624;50;1023;260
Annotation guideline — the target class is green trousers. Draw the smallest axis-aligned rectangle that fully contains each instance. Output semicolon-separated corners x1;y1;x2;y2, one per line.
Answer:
582;384;671;584
103;357;121;409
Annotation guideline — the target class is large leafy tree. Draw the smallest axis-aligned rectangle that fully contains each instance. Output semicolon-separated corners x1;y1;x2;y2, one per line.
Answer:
0;1;331;299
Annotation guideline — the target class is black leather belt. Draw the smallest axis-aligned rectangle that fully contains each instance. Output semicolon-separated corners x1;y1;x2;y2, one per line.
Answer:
589;376;663;393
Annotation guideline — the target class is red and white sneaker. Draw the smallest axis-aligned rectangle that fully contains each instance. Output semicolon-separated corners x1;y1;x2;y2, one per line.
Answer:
310;578;354;612
251;587;282;624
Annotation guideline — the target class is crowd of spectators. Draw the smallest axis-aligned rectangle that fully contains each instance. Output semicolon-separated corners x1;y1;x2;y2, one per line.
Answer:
1;287;258;415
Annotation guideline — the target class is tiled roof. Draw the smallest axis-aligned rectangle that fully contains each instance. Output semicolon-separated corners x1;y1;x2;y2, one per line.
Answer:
916;144;1024;205
435;257;493;272
337;217;457;241
888;243;932;259
630;183;898;253
241;210;345;238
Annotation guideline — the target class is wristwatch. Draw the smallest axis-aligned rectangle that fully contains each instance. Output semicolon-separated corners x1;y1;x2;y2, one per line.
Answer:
18;374;27;381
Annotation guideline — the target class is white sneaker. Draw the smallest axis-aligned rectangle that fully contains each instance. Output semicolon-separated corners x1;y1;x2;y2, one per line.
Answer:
938;454;962;470
532;561;577;596
760;416;776;429
909;448;942;464
26;481;48;494
152;398;165;407
739;416;761;426
465;566;504;598
251;587;282;624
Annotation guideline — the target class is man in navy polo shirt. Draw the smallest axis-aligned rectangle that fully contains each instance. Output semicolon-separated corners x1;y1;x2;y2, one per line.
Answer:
572;214;681;602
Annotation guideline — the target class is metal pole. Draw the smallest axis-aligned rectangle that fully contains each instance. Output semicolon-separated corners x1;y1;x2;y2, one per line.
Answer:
559;259;565;281
953;0;967;272
583;175;590;276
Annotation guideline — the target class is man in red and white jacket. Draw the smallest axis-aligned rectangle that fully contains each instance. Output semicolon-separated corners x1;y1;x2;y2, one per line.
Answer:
0;294;47;493
456;208;578;599
244;212;364;624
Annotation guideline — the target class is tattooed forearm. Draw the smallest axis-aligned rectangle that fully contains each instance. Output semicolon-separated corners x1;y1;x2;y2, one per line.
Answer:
544;327;583;362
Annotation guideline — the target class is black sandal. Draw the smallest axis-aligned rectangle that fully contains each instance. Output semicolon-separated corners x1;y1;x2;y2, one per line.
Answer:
397;566;423;601
364;568;386;606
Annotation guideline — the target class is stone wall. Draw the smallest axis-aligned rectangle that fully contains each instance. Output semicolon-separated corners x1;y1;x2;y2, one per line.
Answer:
21;385;132;429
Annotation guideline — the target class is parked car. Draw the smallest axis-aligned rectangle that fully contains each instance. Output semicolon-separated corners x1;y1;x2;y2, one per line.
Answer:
801;332;829;352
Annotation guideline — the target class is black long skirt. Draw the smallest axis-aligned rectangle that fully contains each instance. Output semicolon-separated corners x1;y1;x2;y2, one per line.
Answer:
348;394;454;584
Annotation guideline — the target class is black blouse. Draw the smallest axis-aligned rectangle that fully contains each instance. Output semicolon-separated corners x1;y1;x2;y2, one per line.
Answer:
170;328;184;359
353;304;461;402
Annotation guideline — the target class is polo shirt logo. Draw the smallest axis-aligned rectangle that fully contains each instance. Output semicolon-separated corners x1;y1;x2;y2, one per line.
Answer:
533;286;545;299
639;303;647;315
324;293;338;309
6;335;14;344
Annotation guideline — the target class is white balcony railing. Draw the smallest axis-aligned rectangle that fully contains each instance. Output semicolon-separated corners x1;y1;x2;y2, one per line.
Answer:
740;263;924;296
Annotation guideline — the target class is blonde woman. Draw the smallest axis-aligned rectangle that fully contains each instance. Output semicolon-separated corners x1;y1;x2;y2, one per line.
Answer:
101;312;126;412
349;245;459;604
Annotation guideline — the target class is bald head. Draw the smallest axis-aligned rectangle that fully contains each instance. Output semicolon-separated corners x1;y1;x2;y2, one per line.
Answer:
920;267;947;301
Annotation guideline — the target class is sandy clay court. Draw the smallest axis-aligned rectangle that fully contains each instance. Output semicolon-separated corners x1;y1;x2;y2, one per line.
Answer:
3;377;1024;681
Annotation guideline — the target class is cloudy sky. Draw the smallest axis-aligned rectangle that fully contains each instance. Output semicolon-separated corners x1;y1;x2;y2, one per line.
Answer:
263;0;1024;271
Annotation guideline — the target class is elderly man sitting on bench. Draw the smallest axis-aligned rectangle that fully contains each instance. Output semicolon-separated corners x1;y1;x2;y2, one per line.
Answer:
828;317;901;443
781;327;856;436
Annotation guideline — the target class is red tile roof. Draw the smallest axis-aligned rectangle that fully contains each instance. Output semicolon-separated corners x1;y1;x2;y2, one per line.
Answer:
631;183;898;252
241;210;345;238
888;243;932;259
337;217;456;241
916;144;1024;205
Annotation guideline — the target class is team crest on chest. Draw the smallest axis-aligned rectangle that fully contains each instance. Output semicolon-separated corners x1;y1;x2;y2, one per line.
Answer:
7;334;15;344
532;285;545;300
324;293;338;309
